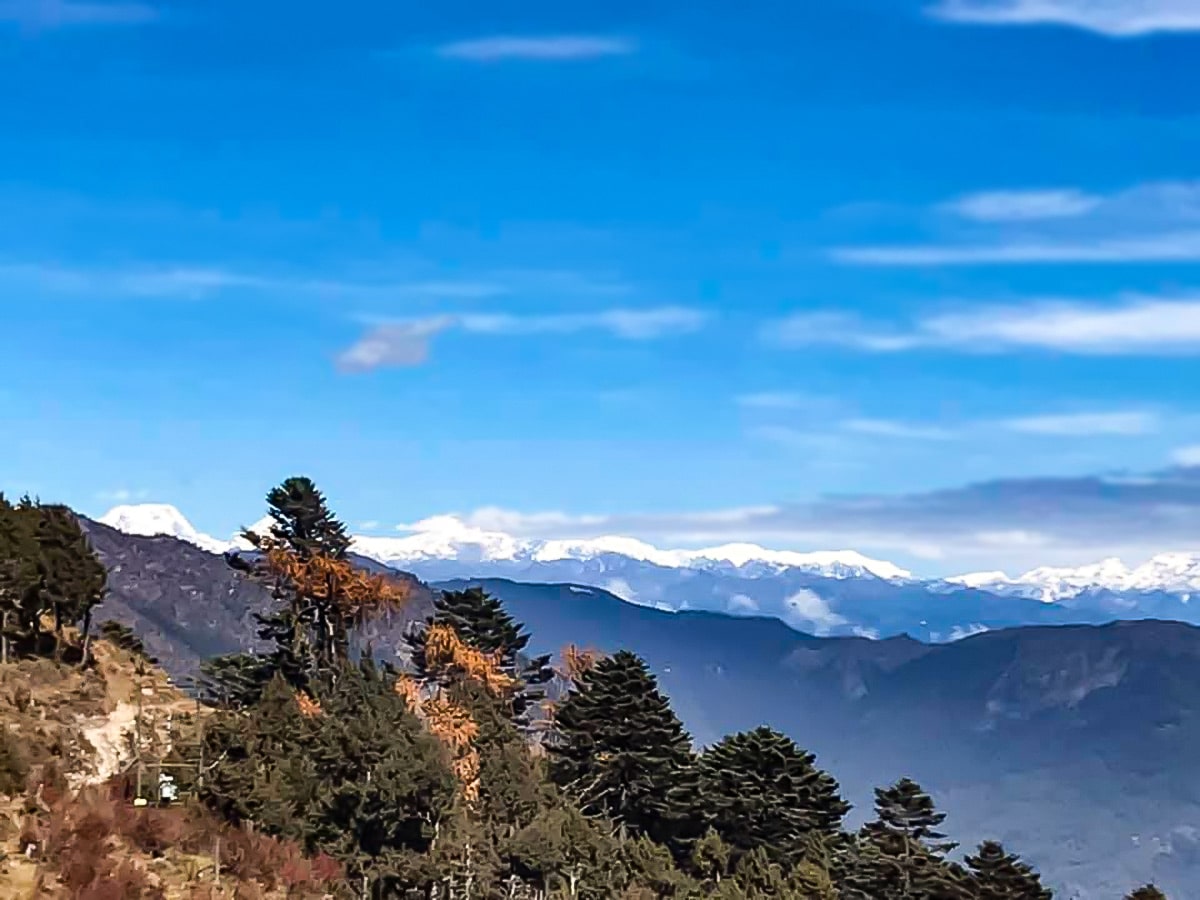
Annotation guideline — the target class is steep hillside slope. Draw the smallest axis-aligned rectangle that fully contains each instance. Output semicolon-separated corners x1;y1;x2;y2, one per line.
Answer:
80;517;436;678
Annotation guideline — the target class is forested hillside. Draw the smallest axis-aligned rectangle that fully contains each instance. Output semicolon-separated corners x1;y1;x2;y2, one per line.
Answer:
0;480;1176;899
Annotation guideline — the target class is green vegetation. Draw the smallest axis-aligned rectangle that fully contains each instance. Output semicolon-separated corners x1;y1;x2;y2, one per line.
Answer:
0;493;106;665
0;476;1174;898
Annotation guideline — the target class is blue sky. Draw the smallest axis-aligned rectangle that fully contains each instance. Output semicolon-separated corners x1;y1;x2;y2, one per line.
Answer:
5;0;1200;574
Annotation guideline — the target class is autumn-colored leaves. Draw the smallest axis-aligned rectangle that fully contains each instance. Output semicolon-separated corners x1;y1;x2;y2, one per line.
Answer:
262;544;412;625
394;624;516;805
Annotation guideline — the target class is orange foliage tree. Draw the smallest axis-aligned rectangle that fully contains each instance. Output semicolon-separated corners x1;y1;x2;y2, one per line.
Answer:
395;624;516;806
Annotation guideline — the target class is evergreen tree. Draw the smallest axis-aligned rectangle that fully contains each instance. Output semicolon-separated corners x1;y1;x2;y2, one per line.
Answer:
621;834;696;898
199;660;457;897
1125;887;1168;900
198;651;274;708
0;494;39;662
507;804;626;899
847;779;968;899
965;840;1052;900
699;725;850;866
407;586;554;730
691;828;732;887
866;778;957;856
250;475;352;560
31;504;106;661
227;476;408;686
548;650;705;859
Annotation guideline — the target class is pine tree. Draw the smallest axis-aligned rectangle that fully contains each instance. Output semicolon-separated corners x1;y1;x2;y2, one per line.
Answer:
251;476;352;560
228;476;409;685
0;494;39;662
965;840;1052;900
407;586;554;730
30;504;107;662
848;779;968;899
198;651;274;707
691;828;732;887
699;725;850;866
1125;887;1168;900
548;650;705;859
866;778;957;856
199;660;457;896
507;803;626;899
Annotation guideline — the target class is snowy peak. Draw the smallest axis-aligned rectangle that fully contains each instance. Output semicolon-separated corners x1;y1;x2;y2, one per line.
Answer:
98;504;230;555
94;505;912;581
948;552;1200;601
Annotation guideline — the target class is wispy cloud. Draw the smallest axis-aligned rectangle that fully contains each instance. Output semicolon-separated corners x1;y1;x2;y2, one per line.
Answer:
337;307;710;371
927;0;1200;37
435;463;1200;574
96;488;150;502
1172;445;1200;467
840;418;957;440
1001;411;1159;436
942;189;1103;222
0;261;617;302
736;392;838;412
0;0;157;29
770;296;1200;355
833;232;1200;266
436;35;636;62
837;180;1200;265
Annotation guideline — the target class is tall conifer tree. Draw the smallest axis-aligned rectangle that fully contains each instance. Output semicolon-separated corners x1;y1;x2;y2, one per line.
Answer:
406;586;553;730
965;840;1052;900
699;725;849;866
548;650;704;858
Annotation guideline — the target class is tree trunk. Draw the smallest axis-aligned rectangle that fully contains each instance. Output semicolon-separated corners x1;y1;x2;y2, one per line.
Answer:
80;605;93;667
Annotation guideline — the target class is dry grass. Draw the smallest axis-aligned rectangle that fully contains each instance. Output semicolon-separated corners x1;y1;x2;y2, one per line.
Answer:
0;638;340;899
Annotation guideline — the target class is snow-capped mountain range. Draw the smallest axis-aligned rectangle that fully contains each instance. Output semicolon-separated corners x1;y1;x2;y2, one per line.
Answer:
97;503;914;581
96;503;1200;602
946;555;1200;603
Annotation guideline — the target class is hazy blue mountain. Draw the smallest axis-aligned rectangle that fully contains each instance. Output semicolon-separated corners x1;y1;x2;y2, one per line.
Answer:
411;554;1178;642
439;577;1200;900
82;519;1200;899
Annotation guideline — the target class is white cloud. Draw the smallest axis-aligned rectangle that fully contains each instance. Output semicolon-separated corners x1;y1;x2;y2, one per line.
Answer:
601;578;639;603
927;0;1200;37
837;180;1200;266
338;307;710;371
1002;410;1158;436
458;308;708;339
336;317;452;369
736;392;829;410
947;623;991;641
411;463;1200;575
437;35;635;61
1173;445;1200;467
943;189;1102;222
771;296;1200;355
841;418;957;440
727;594;760;613
833;231;1200;265
781;589;849;636
0;262;517;302
0;0;157;28
95;488;150;502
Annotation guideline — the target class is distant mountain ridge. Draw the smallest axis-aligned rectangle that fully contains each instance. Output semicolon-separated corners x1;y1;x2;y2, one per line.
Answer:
75;518;1200;899
97;503;1200;641
98;503;914;580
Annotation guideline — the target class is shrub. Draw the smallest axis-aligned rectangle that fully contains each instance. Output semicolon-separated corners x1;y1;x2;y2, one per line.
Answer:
0;726;28;796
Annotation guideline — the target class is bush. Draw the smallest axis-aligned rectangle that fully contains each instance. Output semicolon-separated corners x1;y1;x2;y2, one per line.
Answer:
0;726;28;796
21;780;341;897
